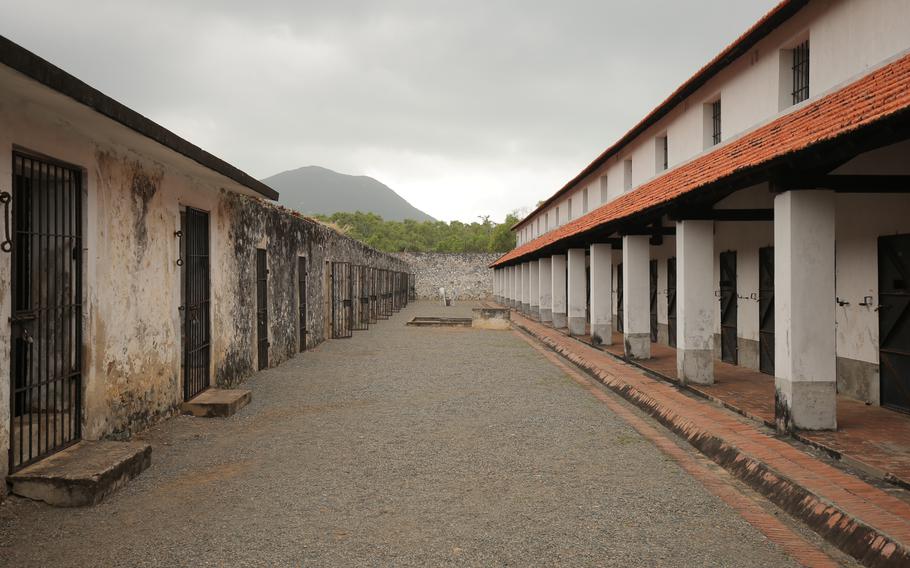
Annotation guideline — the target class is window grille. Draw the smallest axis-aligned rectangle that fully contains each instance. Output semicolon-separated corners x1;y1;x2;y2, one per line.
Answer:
792;40;809;104
582;188;588;214
711;100;722;146
662;136;669;171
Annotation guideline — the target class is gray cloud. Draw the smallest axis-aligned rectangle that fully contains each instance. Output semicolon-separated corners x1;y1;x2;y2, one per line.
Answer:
0;0;778;221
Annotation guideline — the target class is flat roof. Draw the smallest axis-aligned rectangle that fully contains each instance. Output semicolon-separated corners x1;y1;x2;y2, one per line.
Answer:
0;35;279;200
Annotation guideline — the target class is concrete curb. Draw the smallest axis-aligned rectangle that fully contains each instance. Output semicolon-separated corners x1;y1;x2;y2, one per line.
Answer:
513;318;910;568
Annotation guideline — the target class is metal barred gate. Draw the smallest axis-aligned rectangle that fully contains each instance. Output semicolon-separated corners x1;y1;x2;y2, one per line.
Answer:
298;256;307;352
368;267;379;324
9;152;83;472
351;265;369;331
719;251;738;365
331;261;353;338
182;207;211;400
256;249;269;370
667;257;677;348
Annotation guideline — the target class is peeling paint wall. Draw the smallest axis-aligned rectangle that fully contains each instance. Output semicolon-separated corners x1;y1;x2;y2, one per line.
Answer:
0;67;408;484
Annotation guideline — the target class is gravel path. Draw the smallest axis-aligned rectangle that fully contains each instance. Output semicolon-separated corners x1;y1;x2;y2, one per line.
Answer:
0;301;805;567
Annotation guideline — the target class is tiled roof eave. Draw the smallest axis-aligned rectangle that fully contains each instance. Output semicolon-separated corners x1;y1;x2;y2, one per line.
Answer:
491;51;910;268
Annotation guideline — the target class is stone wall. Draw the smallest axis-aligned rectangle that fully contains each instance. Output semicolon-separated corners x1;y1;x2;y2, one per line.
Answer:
392;252;498;300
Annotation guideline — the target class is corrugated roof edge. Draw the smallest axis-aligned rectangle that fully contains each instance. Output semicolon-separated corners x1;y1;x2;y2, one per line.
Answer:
511;0;806;231
0;35;279;201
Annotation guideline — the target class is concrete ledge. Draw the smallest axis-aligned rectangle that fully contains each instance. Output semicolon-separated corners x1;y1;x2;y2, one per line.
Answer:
512;317;910;568
472;307;510;330
7;441;151;507
180;388;252;418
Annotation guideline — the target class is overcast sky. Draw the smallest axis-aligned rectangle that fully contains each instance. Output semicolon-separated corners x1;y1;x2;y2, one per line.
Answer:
1;1;777;222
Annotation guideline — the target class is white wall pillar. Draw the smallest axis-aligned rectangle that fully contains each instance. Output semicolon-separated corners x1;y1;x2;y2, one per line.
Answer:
521;262;530;313
529;260;540;318
676;221;715;385
539;257;553;323
590;243;613;345
509;266;517;308
551;254;567;328
567;248;587;336
774;190;836;431
623;235;651;359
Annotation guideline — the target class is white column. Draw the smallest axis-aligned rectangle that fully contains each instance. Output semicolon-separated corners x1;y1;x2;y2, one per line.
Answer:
623;235;651;359
590;243;613;345
529;260;540;319
539;257;553;323
509;266;517;308
567;248;587;336
676;221;715;385
551;254;567;328
521;262;530;313
774;190;836;431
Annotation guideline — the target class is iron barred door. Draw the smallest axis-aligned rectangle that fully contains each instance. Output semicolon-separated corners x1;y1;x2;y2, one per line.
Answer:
616;263;624;333
256;249;269;370
649;259;658;342
332;262;353;338
351;265;368;331
9;152;83;472
759;247;774;375
667;257;677;348
879;235;910;412
298;256;307;352
368;267;378;324
720;251;738;365
182;208;211;400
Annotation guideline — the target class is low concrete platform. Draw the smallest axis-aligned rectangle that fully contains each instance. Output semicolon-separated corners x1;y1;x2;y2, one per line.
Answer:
7;441;151;507
406;316;472;327
180;388;252;418
472;306;510;330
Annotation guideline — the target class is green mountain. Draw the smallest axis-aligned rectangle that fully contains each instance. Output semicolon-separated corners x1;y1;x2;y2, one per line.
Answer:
261;165;435;222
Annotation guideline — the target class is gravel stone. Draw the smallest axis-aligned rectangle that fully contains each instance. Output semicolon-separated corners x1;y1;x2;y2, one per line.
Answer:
0;301;801;567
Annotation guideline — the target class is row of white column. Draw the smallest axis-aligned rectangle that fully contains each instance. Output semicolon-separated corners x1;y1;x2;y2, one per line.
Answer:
493;191;836;432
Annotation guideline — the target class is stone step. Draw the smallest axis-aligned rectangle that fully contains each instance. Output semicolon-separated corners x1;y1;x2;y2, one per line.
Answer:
180;388;251;418
7;440;151;507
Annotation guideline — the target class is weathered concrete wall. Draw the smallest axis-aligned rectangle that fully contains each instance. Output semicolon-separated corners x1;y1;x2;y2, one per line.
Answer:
392;252;497;300
0;66;408;484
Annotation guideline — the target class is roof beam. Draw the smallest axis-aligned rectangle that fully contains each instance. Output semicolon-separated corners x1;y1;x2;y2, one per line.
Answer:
780;174;910;193
669;208;774;221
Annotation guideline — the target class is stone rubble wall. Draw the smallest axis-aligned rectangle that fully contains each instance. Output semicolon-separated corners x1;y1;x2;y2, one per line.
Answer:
392;252;499;300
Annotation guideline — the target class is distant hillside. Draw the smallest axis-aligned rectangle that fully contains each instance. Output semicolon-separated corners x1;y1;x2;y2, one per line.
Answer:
261;166;435;222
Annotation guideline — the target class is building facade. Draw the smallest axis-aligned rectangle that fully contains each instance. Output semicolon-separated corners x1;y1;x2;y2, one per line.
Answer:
492;0;910;431
0;37;410;484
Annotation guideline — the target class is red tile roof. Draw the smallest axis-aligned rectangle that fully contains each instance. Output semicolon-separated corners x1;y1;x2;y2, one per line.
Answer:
512;0;808;231
492;51;910;268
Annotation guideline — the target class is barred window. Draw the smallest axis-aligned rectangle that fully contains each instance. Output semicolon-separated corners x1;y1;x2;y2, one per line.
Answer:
792;40;809;104
582;188;589;214
711;100;722;146
600;175;608;203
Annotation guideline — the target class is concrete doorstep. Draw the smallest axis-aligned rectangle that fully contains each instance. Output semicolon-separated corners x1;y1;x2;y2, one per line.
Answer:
511;312;910;568
180;388;252;418
7;441;151;507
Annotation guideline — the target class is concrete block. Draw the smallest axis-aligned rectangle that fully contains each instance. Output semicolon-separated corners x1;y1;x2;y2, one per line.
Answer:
180;388;252;418
472;307;511;330
7;441;151;507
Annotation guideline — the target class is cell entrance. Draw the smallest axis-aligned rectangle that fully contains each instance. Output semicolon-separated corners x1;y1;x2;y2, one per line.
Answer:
182;207;211;400
256;249;269;370
332;261;353;338
719;251;738;365
667;257;677;348
649;259;658;343
9;152;83;472
759;247;774;375
616;263;624;333
879;234;910;413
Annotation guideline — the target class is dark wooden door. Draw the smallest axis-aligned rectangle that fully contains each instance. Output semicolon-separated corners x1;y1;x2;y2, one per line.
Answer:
879;235;910;412
256;249;269;370
9;153;83;472
183;207;211;400
667;257;677;348
720;251;738;364
650;259;658;342
616;263;624;333
759;247;774;375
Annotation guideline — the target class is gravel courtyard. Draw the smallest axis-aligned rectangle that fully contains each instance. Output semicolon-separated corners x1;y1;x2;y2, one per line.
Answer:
0;301;806;567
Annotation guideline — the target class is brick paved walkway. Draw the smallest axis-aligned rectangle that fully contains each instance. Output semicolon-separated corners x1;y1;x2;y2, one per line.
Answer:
510;310;910;567
569;323;910;489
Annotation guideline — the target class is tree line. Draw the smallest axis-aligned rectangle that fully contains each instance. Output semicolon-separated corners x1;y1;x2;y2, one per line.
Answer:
312;211;519;253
